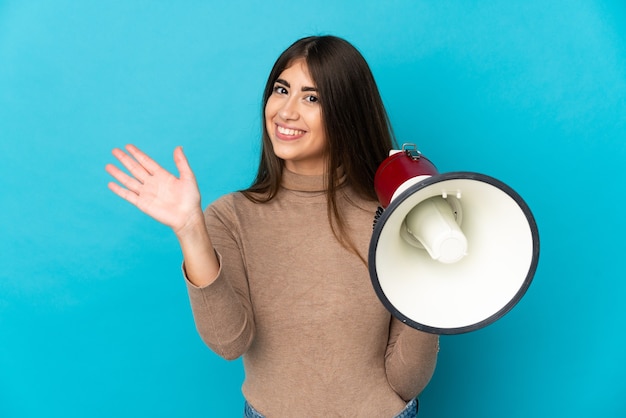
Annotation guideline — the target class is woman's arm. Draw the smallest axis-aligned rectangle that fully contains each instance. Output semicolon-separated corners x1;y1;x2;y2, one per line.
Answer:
184;198;256;359
105;144;219;287
385;318;440;401
106;145;253;358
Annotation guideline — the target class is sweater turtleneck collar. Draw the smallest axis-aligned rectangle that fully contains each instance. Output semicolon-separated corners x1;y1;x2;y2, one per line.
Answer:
280;168;347;192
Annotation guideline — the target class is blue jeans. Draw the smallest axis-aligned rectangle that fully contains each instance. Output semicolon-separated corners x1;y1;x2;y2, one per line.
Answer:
244;397;418;417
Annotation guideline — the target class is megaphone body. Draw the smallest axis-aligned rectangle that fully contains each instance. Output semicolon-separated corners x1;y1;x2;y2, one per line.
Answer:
369;144;540;334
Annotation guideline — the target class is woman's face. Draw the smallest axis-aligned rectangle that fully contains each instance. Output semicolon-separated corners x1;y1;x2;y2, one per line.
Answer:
265;58;327;175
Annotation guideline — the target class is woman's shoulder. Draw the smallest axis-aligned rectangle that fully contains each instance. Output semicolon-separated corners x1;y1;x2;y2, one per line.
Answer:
201;192;255;235
205;191;252;214
340;185;381;213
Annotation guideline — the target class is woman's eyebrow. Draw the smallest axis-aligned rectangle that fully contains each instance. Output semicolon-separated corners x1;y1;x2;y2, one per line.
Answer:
275;78;317;92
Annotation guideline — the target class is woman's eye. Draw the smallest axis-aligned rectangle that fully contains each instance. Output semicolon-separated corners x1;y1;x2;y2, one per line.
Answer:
273;85;288;95
305;95;319;103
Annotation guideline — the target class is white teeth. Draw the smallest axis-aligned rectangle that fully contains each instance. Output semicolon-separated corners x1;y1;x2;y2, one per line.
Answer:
277;126;304;136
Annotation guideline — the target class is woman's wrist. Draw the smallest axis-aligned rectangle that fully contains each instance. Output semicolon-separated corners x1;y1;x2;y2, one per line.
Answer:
175;209;220;287
173;207;206;241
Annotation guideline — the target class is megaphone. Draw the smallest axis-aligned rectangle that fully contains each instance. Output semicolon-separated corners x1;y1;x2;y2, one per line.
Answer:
369;144;539;334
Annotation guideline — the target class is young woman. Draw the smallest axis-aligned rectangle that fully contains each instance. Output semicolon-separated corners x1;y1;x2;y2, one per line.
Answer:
106;35;439;418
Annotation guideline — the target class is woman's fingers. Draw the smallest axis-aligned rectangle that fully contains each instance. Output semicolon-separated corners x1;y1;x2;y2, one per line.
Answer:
105;163;142;194
125;144;165;177
109;144;166;185
107;180;140;206
110;147;149;184
173;146;196;182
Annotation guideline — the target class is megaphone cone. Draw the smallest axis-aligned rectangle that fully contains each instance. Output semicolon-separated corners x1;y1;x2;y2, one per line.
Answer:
369;144;540;334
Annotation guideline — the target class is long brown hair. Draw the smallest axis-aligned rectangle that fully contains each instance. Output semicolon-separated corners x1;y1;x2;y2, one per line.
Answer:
242;35;396;261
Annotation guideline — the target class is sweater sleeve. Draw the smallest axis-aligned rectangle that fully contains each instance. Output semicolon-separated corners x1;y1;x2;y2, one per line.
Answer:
184;199;255;360
385;318;440;401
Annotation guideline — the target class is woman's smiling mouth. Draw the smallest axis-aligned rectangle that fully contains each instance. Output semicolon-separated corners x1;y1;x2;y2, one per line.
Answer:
276;125;306;138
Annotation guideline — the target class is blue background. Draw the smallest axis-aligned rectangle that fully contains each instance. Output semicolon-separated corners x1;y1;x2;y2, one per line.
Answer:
1;1;625;417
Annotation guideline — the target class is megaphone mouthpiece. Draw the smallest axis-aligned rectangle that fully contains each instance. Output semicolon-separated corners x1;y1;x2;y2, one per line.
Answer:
405;196;468;264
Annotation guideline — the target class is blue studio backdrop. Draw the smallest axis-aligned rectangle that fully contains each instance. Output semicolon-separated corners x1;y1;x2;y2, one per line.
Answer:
1;1;625;417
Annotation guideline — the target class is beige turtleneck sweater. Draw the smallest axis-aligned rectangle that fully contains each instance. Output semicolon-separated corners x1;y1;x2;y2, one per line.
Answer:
185;169;438;417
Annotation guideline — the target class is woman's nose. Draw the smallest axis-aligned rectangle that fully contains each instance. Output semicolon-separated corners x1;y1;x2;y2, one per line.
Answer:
279;98;299;120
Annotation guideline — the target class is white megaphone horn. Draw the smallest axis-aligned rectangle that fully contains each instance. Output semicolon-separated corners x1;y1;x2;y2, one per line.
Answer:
369;143;540;334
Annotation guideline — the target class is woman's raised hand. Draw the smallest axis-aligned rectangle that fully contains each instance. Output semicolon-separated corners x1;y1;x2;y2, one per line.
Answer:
105;145;204;237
